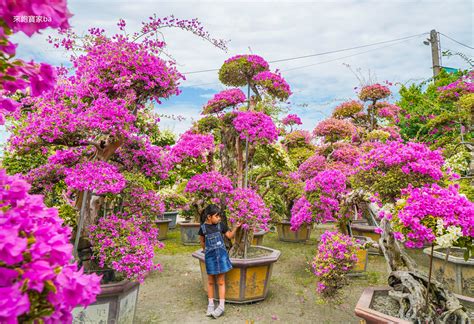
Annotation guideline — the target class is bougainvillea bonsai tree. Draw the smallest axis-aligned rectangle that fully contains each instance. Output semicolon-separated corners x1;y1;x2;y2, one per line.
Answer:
186;54;291;258
4;16;226;283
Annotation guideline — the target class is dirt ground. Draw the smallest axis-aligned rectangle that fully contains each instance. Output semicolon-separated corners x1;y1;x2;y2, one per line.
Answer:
135;225;390;324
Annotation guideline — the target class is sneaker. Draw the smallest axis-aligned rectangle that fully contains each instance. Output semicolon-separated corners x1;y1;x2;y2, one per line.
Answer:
206;304;214;317
212;305;224;319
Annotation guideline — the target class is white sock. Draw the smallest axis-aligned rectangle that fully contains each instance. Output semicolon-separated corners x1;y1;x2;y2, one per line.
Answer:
219;299;225;308
208;298;214;306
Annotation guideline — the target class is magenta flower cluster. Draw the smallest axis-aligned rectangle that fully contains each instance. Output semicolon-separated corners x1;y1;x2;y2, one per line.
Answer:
123;187;165;218
117;136;173;179
281;114;302;126
89;214;162;282
331;143;361;166
232;111;279;144
375;102;401;121
357;141;445;181
253;71;292;101
0;0;71;122
437;74;474;102
185;171;234;205
284;130;313;147
171;131;215;164
291;170;348;230
0;170;101;323
226;188;271;231
388;184;474;248
311;231;359;296
298;154;326;180
64;161;126;195
358;83;391;102
202;88;246;114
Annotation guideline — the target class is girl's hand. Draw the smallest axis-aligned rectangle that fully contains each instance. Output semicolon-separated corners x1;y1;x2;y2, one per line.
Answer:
234;222;242;229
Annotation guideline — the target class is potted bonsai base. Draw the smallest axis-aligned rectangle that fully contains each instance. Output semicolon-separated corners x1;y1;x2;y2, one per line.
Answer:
277;219;312;243
192;246;280;303
163;211;179;229
155;217;172;240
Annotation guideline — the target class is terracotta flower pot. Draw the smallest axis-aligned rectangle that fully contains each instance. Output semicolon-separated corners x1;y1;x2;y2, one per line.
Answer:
163;211;179;229
72;280;140;323
179;222;201;245
424;247;474;298
277;220;311;243
154;218;172;240
192;246;281;303
355;287;474;323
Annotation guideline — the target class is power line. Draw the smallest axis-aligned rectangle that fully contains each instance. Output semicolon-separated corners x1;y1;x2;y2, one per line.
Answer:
282;37;421;72
439;32;474;50
182;32;428;75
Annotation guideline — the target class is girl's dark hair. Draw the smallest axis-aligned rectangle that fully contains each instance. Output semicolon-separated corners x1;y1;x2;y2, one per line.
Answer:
200;204;221;224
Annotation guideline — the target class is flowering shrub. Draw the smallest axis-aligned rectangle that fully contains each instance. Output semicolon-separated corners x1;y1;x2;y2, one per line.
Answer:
358;83;391;102
311;231;359;297
282;113;302;126
64;161;126;195
386;184;474;252
89;214;162;282
313;118;356;142
202;88;246;114
253;71;292;101
437;73;474;102
122;186;165;219
283;130;313;149
117;136;173;179
219;54;269;86
365;129;391;142
374;102;401;122
226;188;270;231
232;111;279;144
331;143;360;165
0;170;101;323
170;131;215;164
354;141;445;203
298;154;326;180
332;100;364;119
291;170;348;230
158;187;188;211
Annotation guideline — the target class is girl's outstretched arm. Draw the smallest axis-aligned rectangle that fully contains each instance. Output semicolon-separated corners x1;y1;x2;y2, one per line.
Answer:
225;223;241;239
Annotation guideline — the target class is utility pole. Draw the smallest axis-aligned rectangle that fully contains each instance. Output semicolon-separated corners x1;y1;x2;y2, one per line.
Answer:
426;29;441;78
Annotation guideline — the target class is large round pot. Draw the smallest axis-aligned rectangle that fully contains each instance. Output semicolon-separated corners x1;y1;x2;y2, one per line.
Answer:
350;223;382;255
163;211;179;229
277;220;311;243
179;222;201;245
192;246;281;303
354;287;474;323
72;280;140;323
155;218;172;240
423;247;474;298
252;230;268;246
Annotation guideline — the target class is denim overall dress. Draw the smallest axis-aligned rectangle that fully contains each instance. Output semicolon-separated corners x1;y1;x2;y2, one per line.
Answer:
202;223;233;275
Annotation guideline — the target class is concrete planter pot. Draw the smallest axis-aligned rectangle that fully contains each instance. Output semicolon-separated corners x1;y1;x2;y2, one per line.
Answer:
72;280;140;324
163;211;179;229
349;235;370;275
192;246;281;303
252;230;268;246
355;287;474;323
179;222;201;245
350;223;382;255
277;220;311;243
155;218;172;240
423;247;474;298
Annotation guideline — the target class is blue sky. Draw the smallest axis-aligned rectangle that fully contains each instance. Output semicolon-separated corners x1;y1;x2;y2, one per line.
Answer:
1;0;472;144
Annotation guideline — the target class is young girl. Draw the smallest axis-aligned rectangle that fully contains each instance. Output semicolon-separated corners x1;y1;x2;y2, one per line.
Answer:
198;204;240;318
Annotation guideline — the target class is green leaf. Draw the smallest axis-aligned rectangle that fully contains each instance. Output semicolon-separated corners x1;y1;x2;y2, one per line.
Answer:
463;249;470;262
